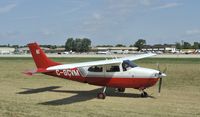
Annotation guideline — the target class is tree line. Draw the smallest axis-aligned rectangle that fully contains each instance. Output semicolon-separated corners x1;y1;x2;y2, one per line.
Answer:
1;38;200;52
65;38;91;52
96;39;146;50
65;38;147;51
175;41;200;49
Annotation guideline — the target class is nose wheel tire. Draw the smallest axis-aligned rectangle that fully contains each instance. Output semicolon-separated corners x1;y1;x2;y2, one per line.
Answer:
97;93;106;99
141;91;148;97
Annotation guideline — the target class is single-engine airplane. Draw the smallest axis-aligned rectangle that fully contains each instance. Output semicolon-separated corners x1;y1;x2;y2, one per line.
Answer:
24;42;166;99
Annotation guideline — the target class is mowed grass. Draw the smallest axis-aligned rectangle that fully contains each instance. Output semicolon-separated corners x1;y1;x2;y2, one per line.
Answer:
0;57;200;117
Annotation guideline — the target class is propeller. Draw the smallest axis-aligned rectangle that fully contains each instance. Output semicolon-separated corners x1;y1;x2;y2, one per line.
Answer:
156;63;167;94
158;77;162;93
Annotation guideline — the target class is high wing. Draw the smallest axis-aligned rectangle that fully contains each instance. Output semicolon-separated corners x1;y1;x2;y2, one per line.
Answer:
47;53;156;71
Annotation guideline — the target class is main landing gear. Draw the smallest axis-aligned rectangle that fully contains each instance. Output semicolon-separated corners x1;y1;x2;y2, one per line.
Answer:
97;87;107;99
97;87;149;99
97;87;126;99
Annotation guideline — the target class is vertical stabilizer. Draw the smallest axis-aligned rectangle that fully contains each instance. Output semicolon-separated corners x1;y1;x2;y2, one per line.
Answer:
28;42;60;68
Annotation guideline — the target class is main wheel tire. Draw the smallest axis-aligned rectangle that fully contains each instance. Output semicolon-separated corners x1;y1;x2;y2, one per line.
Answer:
141;92;148;97
117;88;125;92
97;93;106;99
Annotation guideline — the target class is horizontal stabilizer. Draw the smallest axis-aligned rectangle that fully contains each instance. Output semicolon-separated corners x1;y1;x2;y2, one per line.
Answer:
23;68;52;76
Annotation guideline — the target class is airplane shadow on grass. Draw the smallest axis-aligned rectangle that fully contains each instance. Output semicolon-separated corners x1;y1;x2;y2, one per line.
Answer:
17;86;155;106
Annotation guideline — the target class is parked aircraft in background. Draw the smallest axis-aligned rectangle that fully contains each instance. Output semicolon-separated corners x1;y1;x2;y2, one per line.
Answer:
96;51;110;54
24;43;166;99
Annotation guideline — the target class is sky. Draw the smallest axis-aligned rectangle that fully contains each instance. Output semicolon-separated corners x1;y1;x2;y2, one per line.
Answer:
0;0;200;46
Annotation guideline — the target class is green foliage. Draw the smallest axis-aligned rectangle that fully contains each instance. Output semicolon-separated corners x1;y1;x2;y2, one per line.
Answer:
183;42;191;49
82;38;91;52
134;39;146;51
193;42;199;49
0;45;10;47
65;38;91;52
65;38;74;51
40;45;57;49
115;44;126;47
74;38;82;52
175;42;182;49
175;41;200;49
11;45;19;48
96;45;113;47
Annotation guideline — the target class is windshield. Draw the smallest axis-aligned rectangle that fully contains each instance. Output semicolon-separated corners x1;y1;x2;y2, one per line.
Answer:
122;60;138;71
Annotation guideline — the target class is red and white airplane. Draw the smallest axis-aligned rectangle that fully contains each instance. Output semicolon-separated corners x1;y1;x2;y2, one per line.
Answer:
24;42;166;99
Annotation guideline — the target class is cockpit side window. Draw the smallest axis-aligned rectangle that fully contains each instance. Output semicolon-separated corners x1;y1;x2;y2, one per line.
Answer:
122;60;138;71
106;65;120;72
88;66;103;72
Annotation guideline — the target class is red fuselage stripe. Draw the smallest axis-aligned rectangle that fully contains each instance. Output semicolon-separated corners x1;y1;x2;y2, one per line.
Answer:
45;71;158;89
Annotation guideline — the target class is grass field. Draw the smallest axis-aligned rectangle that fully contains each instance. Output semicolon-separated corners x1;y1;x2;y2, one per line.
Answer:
0;57;200;117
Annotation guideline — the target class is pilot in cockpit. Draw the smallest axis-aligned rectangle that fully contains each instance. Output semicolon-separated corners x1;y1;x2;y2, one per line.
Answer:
122;60;138;71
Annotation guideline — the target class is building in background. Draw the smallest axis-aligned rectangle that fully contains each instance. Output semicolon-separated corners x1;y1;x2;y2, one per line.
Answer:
17;47;50;54
46;47;65;54
0;47;15;54
92;47;138;54
142;45;176;53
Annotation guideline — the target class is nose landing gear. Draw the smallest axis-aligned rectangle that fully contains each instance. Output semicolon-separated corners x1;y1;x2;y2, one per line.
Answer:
141;91;148;97
139;87;148;97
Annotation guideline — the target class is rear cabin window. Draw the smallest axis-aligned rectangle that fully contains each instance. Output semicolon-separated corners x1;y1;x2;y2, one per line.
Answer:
106;65;120;72
88;66;103;72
